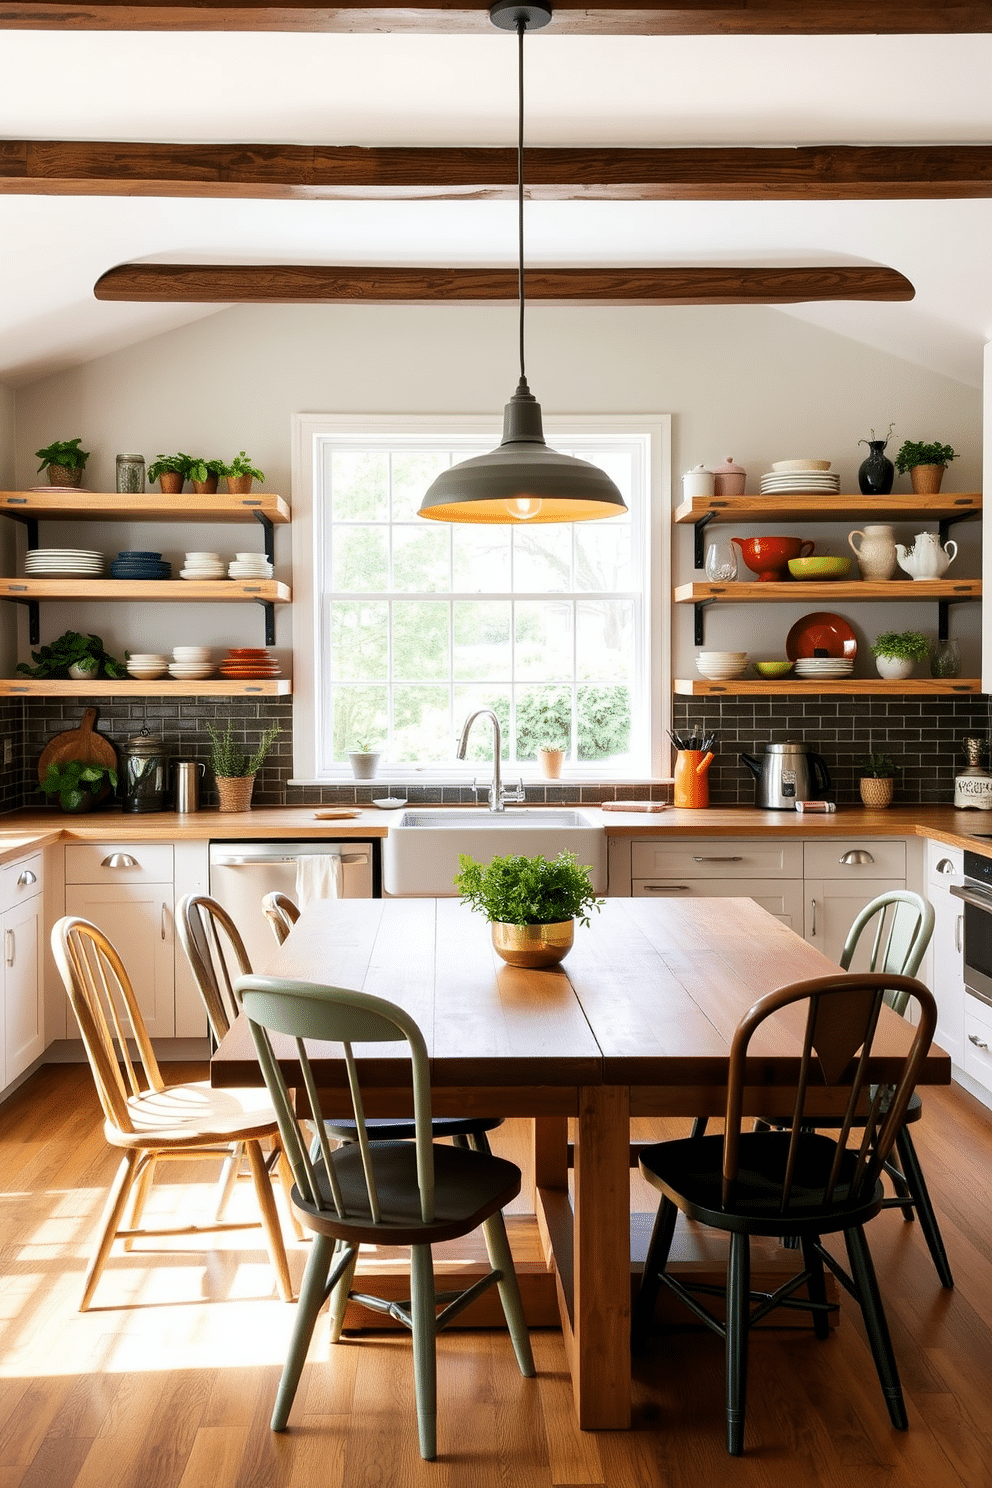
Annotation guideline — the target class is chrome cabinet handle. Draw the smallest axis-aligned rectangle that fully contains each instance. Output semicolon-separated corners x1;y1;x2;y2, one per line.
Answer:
16;869;37;886
692;855;743;863
969;1033;990;1051
102;853;138;869
4;928;13;967
644;884;691;893
839;849;875;866
956;914;963;954
161;902;167;940
936;857;956;875
810;898;817;936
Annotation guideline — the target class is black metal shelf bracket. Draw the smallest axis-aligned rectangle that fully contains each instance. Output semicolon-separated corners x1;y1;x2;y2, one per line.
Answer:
938;506;981;546
2;596;41;645
256;598;276;646
694;599;715;647
693;511;716;570
253;511;275;566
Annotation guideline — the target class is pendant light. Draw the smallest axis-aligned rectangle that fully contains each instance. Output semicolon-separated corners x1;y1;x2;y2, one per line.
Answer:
417;1;627;525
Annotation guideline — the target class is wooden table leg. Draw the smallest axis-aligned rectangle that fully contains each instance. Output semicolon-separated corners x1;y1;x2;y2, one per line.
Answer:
572;1084;631;1429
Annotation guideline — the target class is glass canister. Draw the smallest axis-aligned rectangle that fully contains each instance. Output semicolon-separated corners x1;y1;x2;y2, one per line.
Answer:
116;453;145;494
121;728;169;813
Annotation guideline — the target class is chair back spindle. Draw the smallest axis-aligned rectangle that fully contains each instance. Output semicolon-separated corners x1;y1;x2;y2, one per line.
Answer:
176;894;253;1042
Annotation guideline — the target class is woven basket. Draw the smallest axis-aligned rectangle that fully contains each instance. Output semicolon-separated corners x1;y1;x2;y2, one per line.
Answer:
216;775;255;812
909;464;944;495
859;776;894;809
47;464;83;488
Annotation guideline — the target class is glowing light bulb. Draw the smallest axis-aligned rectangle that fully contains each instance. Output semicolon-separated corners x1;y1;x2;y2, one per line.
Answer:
505;496;542;520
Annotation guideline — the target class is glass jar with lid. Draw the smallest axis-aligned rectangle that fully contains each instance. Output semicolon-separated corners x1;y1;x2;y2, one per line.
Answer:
121;728;169;813
116;454;145;494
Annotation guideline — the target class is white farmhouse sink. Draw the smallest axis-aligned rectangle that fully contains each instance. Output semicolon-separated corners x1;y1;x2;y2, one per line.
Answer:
383;808;607;897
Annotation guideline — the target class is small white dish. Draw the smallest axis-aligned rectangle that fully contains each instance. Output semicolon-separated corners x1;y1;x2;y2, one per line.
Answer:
373;797;408;809
127;666;167;680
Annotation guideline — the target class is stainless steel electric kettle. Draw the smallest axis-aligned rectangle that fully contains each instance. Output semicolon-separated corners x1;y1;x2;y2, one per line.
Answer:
739;742;833;810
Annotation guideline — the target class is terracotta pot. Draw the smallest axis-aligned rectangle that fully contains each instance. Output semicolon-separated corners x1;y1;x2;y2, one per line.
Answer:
538;747;564;779
909;464;945;495
859;776;894;809
491;919;574;968
731;535;815;583
158;471;184;493
192;477;219;495
216;775;255;812
46;464;83;488
226;475;253;494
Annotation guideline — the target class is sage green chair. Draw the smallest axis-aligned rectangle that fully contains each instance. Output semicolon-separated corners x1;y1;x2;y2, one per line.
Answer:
235;973;536;1460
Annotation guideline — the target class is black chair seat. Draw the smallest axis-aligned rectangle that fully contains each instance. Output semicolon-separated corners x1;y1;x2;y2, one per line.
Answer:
640;1131;885;1236
324;1114;504;1145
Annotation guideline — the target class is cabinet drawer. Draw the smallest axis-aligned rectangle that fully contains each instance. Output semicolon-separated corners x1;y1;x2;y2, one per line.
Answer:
632;877;803;931
927;843;963;890
0;853;44;913
963;993;992;1091
630;839;803;881
803;839;905;880
65;842;174;885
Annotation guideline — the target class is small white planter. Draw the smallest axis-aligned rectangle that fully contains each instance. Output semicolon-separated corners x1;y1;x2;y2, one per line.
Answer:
874;655;915;680
349;751;380;780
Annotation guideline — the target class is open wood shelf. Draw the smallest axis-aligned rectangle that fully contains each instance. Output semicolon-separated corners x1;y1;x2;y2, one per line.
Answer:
675;579;981;603
0;678;291;697
674;492;982;525
0;578;291;602
674;677;982;696
0;490;290;523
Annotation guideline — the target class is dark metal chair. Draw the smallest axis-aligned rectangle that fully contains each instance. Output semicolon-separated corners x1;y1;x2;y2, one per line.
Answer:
236;973;536;1460
633;969;937;1456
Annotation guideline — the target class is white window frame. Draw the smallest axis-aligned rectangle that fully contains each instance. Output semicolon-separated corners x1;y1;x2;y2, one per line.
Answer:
290;412;671;783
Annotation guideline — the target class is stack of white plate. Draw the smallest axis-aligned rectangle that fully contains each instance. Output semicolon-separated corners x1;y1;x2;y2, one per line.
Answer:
24;548;105;578
228;552;273;580
697;650;749;680
794;657;855;679
127;652;169;679
760;463;840;495
180;551;226;580
169;645;215;680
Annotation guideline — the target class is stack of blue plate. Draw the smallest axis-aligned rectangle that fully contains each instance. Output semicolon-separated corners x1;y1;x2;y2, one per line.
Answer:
110;550;172;580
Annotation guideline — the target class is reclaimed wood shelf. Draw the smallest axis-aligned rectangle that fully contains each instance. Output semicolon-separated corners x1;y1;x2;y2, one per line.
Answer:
0;490;290;524
0;578;291;602
674;677;982;696
675;579;981;603
673;492;982;526
0;678;292;697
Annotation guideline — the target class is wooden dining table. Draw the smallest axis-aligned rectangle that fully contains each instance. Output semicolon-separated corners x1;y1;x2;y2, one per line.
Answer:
210;894;950;1431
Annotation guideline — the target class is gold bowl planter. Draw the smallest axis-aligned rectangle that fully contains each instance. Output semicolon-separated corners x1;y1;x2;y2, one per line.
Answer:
491;919;574;968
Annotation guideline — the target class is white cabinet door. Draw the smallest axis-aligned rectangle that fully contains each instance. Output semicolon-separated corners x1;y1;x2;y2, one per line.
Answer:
64;883;175;1037
925;843;965;1066
3;893;44;1086
633;878;804;933
804;878;905;968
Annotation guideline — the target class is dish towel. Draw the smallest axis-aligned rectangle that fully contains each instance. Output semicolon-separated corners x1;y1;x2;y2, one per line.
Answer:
295;854;343;909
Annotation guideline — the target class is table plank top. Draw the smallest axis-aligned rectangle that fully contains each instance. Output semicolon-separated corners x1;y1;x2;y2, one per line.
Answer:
210;896;950;1094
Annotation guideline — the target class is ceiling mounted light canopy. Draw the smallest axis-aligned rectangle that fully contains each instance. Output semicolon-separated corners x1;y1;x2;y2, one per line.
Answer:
418;0;627;526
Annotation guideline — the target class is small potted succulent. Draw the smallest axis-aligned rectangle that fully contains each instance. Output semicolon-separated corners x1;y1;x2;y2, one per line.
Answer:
222;452;266;495
871;629;929;681
537;741;566;779
857;752;898;810
894;439;958;495
454;850;603;968
205;721;280;812
35;437;90;488
348;738;381;780
147;452;194;494
38;759;118;814
186;456;226;495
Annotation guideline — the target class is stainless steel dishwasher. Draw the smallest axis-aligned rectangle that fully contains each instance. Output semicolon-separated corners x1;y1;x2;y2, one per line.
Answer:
208;839;376;971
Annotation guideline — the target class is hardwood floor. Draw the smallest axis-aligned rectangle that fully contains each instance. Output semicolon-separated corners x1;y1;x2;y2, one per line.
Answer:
1;1063;991;1486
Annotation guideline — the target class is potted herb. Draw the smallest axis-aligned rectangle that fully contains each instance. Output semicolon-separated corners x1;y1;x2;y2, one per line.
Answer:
35;437;90;489
348;738;381;780
454;850;604;968
871;629;929;681
16;630;126;680
147;453;194;494
186;457;226;495
205;721;280;812
222;452;265;495
38;759;117;814
537;742;566;779
857;752;898;809
893;439;958;495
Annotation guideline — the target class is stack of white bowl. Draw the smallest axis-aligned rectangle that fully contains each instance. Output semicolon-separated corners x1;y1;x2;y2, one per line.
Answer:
127;652;169;680
794;657;854;680
228;552;273;580
180;551;226;580
696;650;749;680
168;646;214;680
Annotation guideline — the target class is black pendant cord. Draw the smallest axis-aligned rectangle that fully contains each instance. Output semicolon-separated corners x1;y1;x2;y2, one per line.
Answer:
517;15;527;390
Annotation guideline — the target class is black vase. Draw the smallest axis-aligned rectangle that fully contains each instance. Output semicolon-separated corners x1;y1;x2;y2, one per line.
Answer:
858;440;894;496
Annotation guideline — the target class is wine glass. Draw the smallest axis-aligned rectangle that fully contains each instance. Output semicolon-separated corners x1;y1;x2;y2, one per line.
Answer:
704;541;738;582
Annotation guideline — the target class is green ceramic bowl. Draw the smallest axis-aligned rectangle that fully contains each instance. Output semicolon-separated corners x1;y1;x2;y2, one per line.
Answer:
787;555;852;580
753;660;794;677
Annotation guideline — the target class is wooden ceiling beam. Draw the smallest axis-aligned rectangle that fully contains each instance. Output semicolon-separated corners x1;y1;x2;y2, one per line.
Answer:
5;142;992;202
0;1;986;30
93;262;915;304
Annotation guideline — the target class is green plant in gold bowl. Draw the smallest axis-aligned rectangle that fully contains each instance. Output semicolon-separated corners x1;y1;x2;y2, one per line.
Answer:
454;850;604;968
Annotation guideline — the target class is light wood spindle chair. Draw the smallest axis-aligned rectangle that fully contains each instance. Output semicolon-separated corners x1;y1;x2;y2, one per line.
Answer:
52;914;293;1311
261;890;300;947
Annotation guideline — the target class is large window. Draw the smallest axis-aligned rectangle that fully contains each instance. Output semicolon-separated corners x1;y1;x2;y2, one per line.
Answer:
291;415;669;781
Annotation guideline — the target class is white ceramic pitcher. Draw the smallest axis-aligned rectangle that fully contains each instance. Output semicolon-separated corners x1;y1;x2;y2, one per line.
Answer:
895;531;957;580
848;523;897;581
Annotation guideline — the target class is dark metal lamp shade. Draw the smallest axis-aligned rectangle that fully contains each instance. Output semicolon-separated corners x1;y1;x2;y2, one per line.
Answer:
418;378;628;524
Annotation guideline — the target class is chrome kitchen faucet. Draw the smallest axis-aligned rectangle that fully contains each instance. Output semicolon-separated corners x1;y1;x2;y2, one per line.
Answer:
456;709;525;813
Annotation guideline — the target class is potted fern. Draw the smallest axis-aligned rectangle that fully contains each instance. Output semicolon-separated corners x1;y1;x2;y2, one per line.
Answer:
893;439;958;495
454;850;603;968
147;452;194;494
858;752;898;809
205;721;280;812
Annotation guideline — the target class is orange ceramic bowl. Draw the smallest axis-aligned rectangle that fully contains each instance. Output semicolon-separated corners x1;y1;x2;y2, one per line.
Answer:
731;535;814;582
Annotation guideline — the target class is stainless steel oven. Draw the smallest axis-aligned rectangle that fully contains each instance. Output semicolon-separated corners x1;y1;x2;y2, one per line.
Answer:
950;847;992;1007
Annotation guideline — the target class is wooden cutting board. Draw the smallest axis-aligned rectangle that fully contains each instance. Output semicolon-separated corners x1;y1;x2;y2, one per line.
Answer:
37;706;118;781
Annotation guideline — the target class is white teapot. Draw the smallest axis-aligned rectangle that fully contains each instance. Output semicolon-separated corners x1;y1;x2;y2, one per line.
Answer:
895;531;957;580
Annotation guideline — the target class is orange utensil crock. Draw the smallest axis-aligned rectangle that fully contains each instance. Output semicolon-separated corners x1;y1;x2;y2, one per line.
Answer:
673;750;715;808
